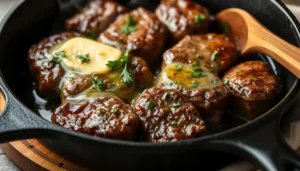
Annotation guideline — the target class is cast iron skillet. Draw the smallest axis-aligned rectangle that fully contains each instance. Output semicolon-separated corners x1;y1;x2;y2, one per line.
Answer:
0;0;300;170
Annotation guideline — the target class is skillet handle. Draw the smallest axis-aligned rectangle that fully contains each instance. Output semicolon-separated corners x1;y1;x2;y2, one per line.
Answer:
211;95;300;171
0;78;58;143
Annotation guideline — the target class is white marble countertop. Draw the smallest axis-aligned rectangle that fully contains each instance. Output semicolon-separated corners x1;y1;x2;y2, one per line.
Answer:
0;0;299;170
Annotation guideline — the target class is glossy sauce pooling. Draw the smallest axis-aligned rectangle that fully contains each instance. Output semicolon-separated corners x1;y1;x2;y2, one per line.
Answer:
28;0;282;142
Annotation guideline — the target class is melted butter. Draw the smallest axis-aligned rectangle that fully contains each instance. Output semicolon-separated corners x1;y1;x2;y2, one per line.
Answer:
159;63;222;90
58;37;122;74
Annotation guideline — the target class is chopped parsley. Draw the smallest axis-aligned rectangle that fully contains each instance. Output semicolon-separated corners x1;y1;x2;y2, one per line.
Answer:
148;99;155;110
121;15;137;34
193;67;203;72
154;25;159;30
170;103;181;108
195;14;206;26
211;50;219;61
171;121;178;126
192;81;198;88
211;80;219;84
224;79;229;85
106;49;134;84
50;50;66;64
191;72;206;78
76;54;90;63
86;30;97;40
223;21;231;34
191;61;198;67
103;115;109;121
51;56;63;64
120;62;134;84
93;78;106;91
179;82;185;85
111;108;118;113
175;65;182;71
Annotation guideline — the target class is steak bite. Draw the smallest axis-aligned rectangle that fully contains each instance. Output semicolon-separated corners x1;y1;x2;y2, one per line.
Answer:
99;7;167;64
157;63;230;128
28;32;76;97
162;34;239;74
52;95;139;140
60;56;154;103
223;61;281;120
155;0;210;42
134;87;206;143
65;0;127;38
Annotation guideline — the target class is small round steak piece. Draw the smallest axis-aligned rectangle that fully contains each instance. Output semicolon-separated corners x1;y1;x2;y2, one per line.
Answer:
65;0;127;37
28;32;76;97
134;87;206;143
99;7;167;64
155;0;210;42
223;61;282;120
52;95;139;140
162;34;239;74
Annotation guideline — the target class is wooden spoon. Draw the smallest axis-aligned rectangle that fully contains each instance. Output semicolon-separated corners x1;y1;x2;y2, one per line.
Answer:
216;8;300;78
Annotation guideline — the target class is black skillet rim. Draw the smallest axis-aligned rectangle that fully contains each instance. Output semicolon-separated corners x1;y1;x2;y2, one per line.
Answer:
0;0;299;147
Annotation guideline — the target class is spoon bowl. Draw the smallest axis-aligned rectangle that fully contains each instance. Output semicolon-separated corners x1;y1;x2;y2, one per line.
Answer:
217;8;300;78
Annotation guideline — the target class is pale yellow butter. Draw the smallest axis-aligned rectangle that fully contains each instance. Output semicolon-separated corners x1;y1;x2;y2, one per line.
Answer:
59;37;122;74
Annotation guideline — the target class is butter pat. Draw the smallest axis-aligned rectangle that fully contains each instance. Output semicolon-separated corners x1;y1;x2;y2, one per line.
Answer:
59;37;122;74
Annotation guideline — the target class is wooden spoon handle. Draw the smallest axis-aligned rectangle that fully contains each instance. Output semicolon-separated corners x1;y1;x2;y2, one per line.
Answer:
245;27;300;78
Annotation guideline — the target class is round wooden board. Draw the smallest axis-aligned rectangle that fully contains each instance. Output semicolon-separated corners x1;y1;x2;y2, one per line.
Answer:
0;139;90;171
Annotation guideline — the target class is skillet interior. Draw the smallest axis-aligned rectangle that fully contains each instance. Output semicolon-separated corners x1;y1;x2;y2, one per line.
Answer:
0;0;299;170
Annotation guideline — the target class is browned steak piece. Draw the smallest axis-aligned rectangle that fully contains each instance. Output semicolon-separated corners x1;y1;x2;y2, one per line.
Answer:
223;61;282;120
52;95;138;140
157;63;230;128
99;7;167;64
162;34;239;74
155;0;210;42
28;32;76;97
134;87;206;142
60;56;154;103
65;0;127;37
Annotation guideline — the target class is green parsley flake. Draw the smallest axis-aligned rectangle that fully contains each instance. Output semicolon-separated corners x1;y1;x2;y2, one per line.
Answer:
103;115;109;121
170;103;181;108
51;56;62;64
195;14;206;26
148;99;155;110
50;50;66;64
106;49;134;84
93;78;106;91
192;81;198;88
211;80;219;84
76;54;90;63
120;63;133;84
191;72;206;78
122;15;137;35
211;50;219;61
171;121;178;126
86;30;97;40
112;108;118;113
224;79;229;85
193;67;203;72
154;25;159;30
191;61;198;67
223;21;231;34
175;65;182;71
